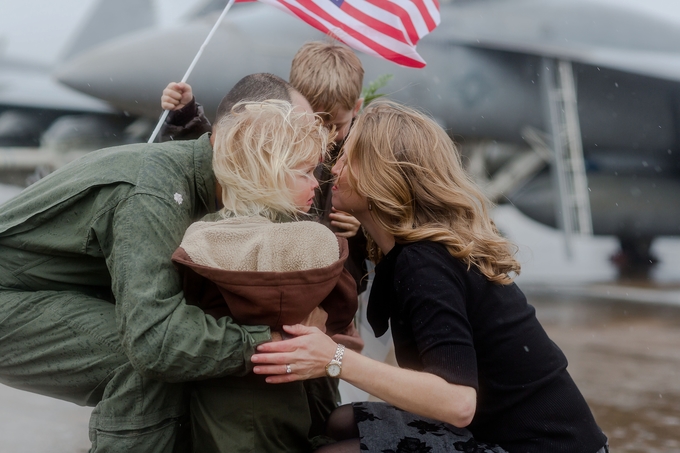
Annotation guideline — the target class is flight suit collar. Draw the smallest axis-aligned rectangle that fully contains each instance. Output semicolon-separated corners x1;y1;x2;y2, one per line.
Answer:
194;132;217;214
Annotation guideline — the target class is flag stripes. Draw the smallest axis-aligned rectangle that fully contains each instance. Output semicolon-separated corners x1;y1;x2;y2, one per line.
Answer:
239;0;440;68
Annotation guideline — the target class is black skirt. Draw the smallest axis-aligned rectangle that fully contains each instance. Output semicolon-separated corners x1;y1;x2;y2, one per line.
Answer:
352;402;507;453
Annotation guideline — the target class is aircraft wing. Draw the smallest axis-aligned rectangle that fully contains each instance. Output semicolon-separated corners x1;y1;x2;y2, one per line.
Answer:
434;0;680;82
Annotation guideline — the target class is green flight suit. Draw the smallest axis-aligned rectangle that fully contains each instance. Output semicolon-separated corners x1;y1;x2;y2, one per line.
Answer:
0;133;272;452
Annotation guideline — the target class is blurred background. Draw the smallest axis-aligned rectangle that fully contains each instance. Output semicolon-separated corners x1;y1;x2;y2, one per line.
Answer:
1;0;679;451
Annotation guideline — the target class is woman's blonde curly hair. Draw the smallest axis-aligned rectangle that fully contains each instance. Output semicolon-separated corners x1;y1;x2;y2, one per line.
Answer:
212;100;330;220
343;100;520;284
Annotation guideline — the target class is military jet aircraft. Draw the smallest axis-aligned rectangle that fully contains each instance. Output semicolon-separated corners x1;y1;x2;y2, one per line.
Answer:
53;0;680;273
0;0;156;153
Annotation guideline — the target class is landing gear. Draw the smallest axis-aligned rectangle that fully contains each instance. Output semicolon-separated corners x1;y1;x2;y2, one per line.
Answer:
610;236;658;280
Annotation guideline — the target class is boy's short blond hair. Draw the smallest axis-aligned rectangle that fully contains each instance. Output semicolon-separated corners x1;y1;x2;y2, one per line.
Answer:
212;100;330;220
289;41;364;117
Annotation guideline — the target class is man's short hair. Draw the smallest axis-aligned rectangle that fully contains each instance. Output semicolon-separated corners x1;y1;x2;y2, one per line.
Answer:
215;73;293;122
289;41;364;116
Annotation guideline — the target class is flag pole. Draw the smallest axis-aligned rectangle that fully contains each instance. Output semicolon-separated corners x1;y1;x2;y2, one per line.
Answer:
148;0;237;143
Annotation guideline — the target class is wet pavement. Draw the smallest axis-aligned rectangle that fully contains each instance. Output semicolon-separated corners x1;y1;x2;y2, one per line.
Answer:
0;383;91;452
2;286;678;452
527;289;680;453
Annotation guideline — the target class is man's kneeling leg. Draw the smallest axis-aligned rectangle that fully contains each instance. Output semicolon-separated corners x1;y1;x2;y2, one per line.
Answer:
0;288;190;453
89;361;190;453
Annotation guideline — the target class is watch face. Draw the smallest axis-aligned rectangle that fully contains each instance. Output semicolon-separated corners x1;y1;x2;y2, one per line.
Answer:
327;363;341;377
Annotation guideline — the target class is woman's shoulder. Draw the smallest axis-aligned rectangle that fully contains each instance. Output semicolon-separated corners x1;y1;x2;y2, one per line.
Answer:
399;240;450;254
394;241;466;271
392;241;493;294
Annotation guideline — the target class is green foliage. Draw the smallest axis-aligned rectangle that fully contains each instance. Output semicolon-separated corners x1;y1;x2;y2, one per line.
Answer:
361;74;394;109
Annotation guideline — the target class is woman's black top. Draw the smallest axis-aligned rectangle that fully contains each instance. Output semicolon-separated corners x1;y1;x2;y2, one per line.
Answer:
367;241;607;453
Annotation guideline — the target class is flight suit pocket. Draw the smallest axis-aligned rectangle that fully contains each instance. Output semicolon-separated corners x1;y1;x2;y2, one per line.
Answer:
0;245;54;289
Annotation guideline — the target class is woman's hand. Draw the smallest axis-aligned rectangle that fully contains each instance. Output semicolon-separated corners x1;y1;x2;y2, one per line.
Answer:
251;324;337;383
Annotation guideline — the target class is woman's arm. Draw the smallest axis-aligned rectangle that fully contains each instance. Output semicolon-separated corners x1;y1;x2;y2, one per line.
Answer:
251;324;477;428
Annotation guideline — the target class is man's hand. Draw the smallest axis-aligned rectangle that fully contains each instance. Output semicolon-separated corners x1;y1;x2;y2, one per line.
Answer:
329;208;361;238
161;82;193;111
331;320;364;353
300;306;328;333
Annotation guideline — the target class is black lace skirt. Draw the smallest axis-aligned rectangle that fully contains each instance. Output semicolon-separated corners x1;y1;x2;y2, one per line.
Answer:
351;402;507;453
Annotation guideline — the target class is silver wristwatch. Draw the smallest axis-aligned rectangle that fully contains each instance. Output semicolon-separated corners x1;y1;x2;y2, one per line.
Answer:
325;344;345;378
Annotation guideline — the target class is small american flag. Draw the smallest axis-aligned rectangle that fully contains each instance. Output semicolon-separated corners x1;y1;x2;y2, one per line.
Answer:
238;0;440;68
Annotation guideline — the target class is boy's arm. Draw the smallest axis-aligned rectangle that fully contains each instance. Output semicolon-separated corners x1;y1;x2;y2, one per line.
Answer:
320;266;358;336
331;320;364;353
161;82;193;110
328;208;361;238
159;82;213;142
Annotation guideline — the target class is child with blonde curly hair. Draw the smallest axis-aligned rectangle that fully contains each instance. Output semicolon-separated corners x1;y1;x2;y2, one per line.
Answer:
172;100;357;453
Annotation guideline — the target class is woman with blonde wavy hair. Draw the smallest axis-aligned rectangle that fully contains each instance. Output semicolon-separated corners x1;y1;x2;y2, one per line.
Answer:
252;100;608;453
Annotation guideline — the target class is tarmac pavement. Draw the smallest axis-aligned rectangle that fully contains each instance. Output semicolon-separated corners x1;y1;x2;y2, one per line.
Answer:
0;384;91;453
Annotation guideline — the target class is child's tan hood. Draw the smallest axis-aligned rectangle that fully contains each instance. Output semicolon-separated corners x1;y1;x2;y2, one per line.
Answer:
172;217;357;334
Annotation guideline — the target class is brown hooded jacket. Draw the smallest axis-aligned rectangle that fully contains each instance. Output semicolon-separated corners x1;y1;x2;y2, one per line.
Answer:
172;217;358;335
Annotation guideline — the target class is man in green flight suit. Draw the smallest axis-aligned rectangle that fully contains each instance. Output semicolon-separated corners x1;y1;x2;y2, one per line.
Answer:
0;73;317;452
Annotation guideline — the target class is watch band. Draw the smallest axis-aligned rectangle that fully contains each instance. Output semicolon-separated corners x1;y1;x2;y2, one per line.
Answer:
333;344;345;364
325;343;346;377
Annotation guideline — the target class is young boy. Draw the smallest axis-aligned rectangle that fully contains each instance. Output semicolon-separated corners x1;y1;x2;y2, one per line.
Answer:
161;41;362;144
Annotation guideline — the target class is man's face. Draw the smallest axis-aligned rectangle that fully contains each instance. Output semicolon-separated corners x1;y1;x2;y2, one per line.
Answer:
322;98;363;144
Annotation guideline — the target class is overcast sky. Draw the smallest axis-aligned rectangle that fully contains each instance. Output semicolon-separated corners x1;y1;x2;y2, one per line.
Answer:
2;0;680;65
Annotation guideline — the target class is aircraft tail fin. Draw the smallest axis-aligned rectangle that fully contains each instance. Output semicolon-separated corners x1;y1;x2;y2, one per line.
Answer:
59;0;156;62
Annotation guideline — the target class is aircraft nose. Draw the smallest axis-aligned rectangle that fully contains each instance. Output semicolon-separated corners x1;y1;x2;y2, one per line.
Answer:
54;27;214;118
53;15;298;120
